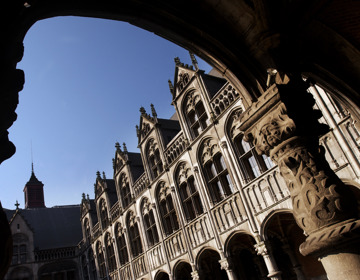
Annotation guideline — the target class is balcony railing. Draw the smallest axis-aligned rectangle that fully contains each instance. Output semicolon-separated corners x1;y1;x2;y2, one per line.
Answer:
147;243;165;270
185;214;213;248
164;230;186;260
133;173;148;198
132;253;147;279
211;192;246;233
92;222;101;240
110;201;121;221
164;132;188;165
119;263;132;280
109;270;119;280
244;167;289;214
210;84;240;117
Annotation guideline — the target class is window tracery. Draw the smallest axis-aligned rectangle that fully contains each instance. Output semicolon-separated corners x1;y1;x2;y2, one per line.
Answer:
200;139;234;204
126;211;143;257
99;198;109;230
96;241;106;279
141;198;159;246
146;139;163;179
157;182;179;235
115;223;128;265
177;72;190;91
229;109;274;183
119;174;132;208
176;162;203;221
184;92;209;137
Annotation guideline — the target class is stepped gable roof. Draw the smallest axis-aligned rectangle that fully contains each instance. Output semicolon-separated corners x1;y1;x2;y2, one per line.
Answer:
201;73;227;99
5;205;82;250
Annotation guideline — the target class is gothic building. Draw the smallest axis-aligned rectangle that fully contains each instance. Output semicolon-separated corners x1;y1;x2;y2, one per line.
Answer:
78;55;360;280
4;168;83;280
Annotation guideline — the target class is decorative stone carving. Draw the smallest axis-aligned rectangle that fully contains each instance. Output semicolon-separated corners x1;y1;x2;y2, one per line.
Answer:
239;76;359;258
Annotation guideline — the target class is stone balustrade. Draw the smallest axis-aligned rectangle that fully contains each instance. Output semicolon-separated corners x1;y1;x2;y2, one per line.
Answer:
164;132;188;165
164;229;186;260
132;253;147;279
210;84;240;117
133;173;149;197
185;214;213;248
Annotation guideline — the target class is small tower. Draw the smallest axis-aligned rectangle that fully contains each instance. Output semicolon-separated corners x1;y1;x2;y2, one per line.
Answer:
23;163;45;209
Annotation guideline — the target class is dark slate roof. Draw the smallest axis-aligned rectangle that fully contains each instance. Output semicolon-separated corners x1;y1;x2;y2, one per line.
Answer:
201;73;227;99
105;179;118;208
5;205;82;250
157;118;182;146
127;152;145;181
89;199;98;224
26;170;43;185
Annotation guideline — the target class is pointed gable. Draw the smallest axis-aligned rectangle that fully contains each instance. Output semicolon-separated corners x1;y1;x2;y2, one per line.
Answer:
172;56;197;99
136;106;157;145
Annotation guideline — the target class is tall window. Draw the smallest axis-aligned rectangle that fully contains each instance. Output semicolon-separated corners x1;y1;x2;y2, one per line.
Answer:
96;242;106;279
201;139;234;204
176;162;203;221
127;212;143;257
228;109;274;183
12;244;27;264
99;199;109;230
84;218;91;242
184;92;209;137
105;234;117;272
89;249;97;280
146;139;163;179
119;174;132;208
234;134;273;182
142;199;159;246
115;223;129;265
157;182;179;235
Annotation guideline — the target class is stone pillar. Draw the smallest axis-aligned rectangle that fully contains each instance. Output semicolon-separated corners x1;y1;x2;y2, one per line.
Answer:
239;75;360;279
191;264;201;280
254;241;282;280
219;257;238;280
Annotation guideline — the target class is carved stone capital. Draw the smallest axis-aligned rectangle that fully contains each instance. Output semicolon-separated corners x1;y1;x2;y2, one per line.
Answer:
254;241;269;256
240;77;358;257
191;270;200;280
219;258;232;270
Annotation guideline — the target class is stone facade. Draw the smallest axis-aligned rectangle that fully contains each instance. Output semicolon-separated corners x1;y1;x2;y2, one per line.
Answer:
78;56;360;280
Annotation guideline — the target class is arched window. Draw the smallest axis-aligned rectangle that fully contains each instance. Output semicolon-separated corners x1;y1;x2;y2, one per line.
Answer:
201;139;234;204
146;139;163;179
84;218;91;242
184;92;209;137
119;174;132;208
229;109;274;183
127;212;143;257
115;223;129;265
105;233;117;272
157;182;179;235
141;198;159;246
96;242;106;279
99;199;109;230
176;162;203;221
12;233;28;265
234;134;273;182
89;249;97;280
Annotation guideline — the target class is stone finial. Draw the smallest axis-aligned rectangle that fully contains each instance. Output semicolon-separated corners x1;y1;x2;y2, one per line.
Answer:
112;158;115;169
174;57;181;66
150;103;157;118
123;142;128;153
82;193;86;200
86;194;90;200
115;142;121;151
139;107;146;115
102;171;106;180
96;171;101;179
189;52;199;71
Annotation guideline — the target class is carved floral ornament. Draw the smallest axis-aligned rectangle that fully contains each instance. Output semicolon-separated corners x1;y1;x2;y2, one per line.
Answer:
147;139;158;156
184;91;201;114
127;211;137;227
176;162;192;185
116;223;125;236
177;72;190;91
141;198;153;215
200;138;220;164
228;108;244;140
158;181;171;201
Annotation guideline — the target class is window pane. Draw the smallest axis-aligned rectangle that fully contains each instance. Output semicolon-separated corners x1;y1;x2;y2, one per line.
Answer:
248;156;261;177
262;154;274;169
241;139;251;153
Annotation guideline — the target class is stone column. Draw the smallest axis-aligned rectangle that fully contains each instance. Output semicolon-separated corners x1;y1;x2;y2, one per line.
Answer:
219;257;238;280
254;241;282;280
191;264;201;280
239;75;360;279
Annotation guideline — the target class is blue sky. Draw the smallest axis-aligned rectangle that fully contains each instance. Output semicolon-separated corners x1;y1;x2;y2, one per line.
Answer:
0;16;212;209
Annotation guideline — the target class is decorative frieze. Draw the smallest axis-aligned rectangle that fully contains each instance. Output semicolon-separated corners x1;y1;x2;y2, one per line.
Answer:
211;84;241;117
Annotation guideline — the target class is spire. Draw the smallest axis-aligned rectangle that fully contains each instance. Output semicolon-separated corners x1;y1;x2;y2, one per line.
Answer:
139;106;146;115
24;161;45;209
123;142;128;153
150;104;157;119
102;171;106;180
115;142;121;152
96;171;101;180
189;52;199;71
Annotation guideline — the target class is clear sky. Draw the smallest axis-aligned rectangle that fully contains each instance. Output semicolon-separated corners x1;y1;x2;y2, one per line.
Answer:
0;16;212;210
